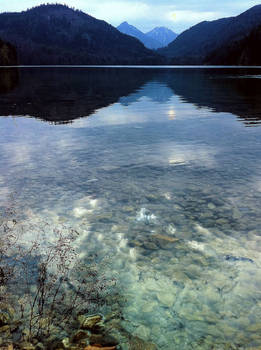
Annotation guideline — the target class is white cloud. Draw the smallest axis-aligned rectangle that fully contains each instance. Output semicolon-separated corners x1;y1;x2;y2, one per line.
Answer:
0;0;260;32
166;10;224;24
86;1;150;23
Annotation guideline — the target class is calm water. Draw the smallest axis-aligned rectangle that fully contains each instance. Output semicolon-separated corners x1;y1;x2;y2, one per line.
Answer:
1;67;261;349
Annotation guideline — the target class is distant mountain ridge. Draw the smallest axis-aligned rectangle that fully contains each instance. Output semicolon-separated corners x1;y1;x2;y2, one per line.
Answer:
159;5;261;64
117;22;177;49
117;22;161;49
146;27;178;48
0;3;260;66
0;4;162;65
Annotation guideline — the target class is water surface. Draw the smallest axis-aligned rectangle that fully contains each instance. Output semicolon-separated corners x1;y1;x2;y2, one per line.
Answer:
0;67;261;349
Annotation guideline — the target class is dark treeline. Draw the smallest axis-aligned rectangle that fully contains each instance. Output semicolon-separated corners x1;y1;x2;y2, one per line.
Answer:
0;4;261;66
0;38;17;65
205;25;261;65
0;4;162;65
158;5;261;65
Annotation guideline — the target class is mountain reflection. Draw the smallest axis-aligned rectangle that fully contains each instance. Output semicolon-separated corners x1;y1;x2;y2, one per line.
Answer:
0;67;261;126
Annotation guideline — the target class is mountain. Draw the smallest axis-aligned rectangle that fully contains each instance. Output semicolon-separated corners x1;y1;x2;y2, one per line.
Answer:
205;24;261;65
117;22;177;49
0;38;17;65
117;22;161;49
146;27;178;48
0;4;162;65
159;5;261;64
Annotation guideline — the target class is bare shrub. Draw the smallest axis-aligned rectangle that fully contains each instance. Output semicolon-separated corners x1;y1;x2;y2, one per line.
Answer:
0;198;116;344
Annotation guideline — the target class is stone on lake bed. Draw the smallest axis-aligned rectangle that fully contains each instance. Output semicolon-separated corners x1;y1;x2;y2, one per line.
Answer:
0;312;11;326
129;336;157;350
19;343;35;350
0;325;10;333
152;234;178;243
142;302;157;313
62;337;70;348
6;220;16;230
207;203;216;210
157;292;175;307
143;241;158;250
122;206;135;213
78;314;103;330
84;346;116;350
143;278;162;292
247;323;261;332
91;213;113;223
89;333;118;346
134;325;151;340
71;329;90;342
152;234;179;249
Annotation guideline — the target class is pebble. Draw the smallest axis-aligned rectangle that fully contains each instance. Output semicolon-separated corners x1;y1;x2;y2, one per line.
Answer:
134;325;150;340
143;241;158;250
156;292;175;307
0;312;10;327
247;323;261;332
207;203;216;210
129;336;157;350
71;330;89;342
19;342;35;350
78;315;103;330
142;302;157;313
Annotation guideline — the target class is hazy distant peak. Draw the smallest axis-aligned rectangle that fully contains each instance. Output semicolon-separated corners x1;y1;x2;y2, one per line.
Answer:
117;22;178;49
146;26;178;47
117;22;161;49
151;26;172;31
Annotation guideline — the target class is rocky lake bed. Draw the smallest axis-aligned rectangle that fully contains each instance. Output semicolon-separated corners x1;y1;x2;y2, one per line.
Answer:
0;67;261;349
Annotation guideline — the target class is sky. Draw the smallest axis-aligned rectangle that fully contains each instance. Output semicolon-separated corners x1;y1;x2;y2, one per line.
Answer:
0;0;260;33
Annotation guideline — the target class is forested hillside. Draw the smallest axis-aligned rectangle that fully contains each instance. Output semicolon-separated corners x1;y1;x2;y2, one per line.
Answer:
0;4;162;65
159;5;261;65
0;38;17;65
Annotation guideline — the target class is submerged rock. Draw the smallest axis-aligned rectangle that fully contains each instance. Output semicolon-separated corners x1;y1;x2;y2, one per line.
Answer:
129;336;157;350
225;255;254;263
247;323;261;332
84;346;116;350
62;337;70;349
133;325;150;340
156;292;175;307
0;312;10;326
152;234;179;249
0;324;10;333
19;342;35;350
71;330;89;342
78;315;103;330
141;302;157;313
152;234;178;243
143;241;158;251
88;333;118;347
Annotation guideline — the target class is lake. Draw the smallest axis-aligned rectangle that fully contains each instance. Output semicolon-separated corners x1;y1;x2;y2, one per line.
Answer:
0;67;261;349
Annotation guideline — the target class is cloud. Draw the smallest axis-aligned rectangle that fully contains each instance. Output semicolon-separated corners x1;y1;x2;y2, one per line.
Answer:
0;0;260;32
87;1;150;23
167;10;224;24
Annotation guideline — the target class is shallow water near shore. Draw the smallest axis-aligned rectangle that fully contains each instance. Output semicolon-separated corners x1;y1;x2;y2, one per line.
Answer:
0;67;261;349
